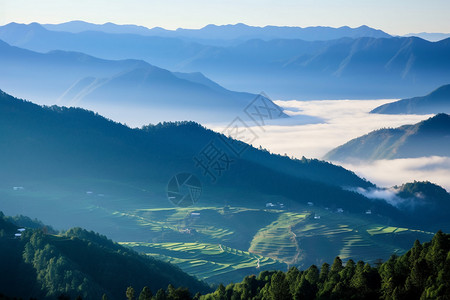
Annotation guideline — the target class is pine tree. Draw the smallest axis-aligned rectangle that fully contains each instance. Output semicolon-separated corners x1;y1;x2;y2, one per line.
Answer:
319;263;330;283
268;271;291;300
154;289;167;300
330;257;344;274
126;286;135;300
138;286;152;300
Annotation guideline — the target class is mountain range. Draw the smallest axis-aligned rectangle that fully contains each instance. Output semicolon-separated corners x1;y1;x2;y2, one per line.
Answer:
371;84;450;115
2;89;450;284
0;39;286;125
1;23;450;99
1;90;449;231
0;88;374;214
42;21;391;45
324;114;450;161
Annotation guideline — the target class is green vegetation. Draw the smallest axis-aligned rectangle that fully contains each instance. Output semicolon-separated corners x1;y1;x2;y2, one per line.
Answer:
2;211;450;300
291;207;433;268
249;212;307;264
324;114;450;161
196;231;450;300
0;212;210;300
116;205;433;282
123;242;285;284
1;90;450;299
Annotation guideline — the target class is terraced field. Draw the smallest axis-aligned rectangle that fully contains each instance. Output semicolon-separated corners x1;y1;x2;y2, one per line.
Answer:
116;205;434;275
122;242;286;284
292;208;434;268
249;211;308;265
1;177;439;285
119;206;281;249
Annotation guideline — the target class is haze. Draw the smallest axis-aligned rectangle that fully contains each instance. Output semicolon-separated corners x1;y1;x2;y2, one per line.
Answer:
1;0;450;35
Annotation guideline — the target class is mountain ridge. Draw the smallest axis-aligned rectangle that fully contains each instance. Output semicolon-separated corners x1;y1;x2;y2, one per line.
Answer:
41;21;392;42
2;23;449;99
371;84;450;114
0;38;286;125
324;114;450;161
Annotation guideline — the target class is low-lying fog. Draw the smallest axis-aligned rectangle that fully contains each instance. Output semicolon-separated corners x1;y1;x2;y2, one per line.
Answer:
207;99;450;191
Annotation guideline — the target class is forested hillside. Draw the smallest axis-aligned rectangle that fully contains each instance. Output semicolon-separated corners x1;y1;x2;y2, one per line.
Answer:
0;212;210;300
198;231;450;300
324;114;450;161
2;211;449;300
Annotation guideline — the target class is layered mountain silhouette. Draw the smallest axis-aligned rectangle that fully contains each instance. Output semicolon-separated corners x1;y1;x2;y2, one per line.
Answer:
1;22;449;99
0;39;286;124
324;114;450;161
371;84;450;114
42;21;391;44
403;32;450;42
0;90;408;227
2;89;449;234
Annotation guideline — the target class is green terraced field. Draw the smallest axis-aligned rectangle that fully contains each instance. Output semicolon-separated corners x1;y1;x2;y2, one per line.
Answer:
249;211;308;265
291;207;434;268
120;206;281;249
117;205;434;276
121;242;286;284
4;178;434;284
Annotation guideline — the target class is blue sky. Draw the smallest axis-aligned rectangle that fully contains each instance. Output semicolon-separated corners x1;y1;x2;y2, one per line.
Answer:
1;0;449;34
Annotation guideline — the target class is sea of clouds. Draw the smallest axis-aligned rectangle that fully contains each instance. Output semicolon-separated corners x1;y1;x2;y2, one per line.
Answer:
207;99;450;191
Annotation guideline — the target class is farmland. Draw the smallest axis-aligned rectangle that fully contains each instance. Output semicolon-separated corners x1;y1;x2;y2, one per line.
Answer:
122;242;286;284
0;178;435;284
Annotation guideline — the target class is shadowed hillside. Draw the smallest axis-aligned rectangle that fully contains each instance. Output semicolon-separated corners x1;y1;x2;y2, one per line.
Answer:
371;84;450;114
324;114;450;161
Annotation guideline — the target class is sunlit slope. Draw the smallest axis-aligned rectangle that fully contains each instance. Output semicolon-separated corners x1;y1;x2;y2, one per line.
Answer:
122;242;285;284
115;205;433;282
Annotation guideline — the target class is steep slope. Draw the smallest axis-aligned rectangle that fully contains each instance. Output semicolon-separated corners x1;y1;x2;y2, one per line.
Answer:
371;84;450;114
324;114;450;161
0;89;370;195
0;39;285;124
0;212;210;299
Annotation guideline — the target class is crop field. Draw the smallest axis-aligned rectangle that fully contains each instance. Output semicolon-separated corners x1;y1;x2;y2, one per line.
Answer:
116;204;434;274
249;211;309;265
121;241;286;284
1;177;437;284
122;206;281;249
291;207;434;268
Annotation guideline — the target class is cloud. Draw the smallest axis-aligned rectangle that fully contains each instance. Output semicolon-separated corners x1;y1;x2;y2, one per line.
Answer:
206;99;449;191
335;156;450;192
208;99;432;158
349;187;404;207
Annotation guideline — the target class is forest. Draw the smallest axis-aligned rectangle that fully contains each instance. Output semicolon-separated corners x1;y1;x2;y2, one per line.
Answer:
1;211;449;300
